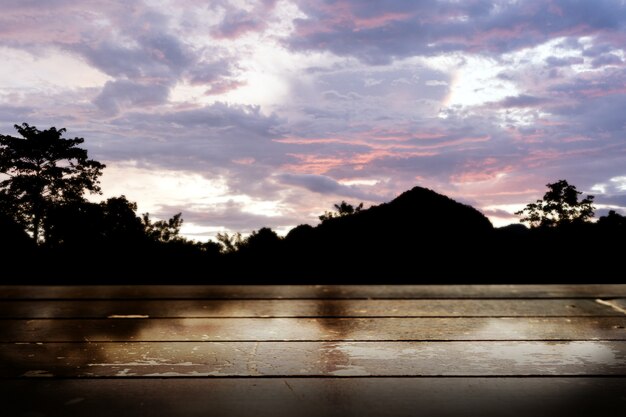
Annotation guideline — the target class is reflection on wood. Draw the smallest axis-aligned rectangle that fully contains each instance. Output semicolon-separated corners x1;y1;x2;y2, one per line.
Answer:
1;341;626;377
1;285;626;417
3;317;626;342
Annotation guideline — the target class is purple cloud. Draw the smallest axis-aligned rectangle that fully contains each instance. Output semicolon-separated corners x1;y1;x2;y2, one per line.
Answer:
1;0;626;237
289;0;626;63
276;173;383;201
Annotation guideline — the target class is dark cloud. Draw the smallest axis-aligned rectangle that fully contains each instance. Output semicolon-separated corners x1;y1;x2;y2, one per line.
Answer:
98;102;285;165
582;42;617;58
596;194;626;207
210;0;278;39
498;95;547;108
276;173;381;201
0;105;35;124
187;60;233;85
592;53;624;68
0;2;238;115
212;10;267;39
94;80;171;115
289;0;626;63
545;56;584;67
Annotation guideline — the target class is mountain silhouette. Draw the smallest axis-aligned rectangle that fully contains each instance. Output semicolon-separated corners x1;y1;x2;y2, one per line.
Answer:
2;184;623;284
281;186;494;281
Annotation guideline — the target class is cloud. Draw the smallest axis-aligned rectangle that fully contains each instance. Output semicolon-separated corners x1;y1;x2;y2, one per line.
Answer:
1;0;626;237
425;80;448;87
155;200;302;235
94;80;171;115
187;60;234;85
481;208;517;219
0;105;34;124
212;10;268;39
275;173;381;201
498;95;547;108
592;53;624;68
545;56;584;67
288;0;626;63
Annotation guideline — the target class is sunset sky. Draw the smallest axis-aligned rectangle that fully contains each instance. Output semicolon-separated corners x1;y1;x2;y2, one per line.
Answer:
1;0;625;240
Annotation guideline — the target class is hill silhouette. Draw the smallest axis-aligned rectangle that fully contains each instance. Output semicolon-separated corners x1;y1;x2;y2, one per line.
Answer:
2;184;624;284
277;186;493;280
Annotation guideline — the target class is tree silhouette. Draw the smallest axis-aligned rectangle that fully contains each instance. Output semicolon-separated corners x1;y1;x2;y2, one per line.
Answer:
44;196;145;247
0;123;105;242
216;232;243;253
142;212;184;243
319;201;363;222
515;180;595;228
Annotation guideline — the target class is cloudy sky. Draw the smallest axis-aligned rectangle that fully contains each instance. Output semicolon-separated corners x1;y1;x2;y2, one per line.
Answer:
1;0;625;240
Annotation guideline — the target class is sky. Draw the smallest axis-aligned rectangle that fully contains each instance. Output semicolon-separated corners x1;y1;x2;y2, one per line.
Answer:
1;0;625;240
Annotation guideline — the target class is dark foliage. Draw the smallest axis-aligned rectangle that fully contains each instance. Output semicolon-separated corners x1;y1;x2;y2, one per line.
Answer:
0;123;105;242
516;180;595;228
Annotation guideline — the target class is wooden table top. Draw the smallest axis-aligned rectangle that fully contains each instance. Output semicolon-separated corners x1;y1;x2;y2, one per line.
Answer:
2;284;626;416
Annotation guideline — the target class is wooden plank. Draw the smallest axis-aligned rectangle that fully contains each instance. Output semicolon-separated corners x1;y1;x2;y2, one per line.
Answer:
3;378;626;417
0;299;618;318
2;341;626;377
601;299;626;314
2;317;626;342
3;284;626;300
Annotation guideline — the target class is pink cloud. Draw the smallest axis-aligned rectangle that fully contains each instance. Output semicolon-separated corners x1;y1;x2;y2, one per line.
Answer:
232;157;256;165
205;79;247;95
283;154;347;175
450;159;515;184
283;147;437;175
353;12;413;31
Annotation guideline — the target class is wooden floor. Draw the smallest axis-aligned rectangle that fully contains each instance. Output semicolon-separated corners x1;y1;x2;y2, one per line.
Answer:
2;284;626;416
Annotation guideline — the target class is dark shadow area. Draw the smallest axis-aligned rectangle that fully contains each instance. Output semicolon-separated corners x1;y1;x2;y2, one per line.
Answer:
3;378;626;417
1;185;625;284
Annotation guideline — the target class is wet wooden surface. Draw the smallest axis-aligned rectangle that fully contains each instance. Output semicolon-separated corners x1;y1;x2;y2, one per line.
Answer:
1;285;626;416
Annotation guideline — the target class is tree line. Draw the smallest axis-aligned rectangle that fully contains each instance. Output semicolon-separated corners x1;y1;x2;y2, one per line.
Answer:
1;123;624;283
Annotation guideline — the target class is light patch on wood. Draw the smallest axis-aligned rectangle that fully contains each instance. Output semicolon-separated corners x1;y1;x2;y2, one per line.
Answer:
115;369;136;377
143;371;232;377
64;397;84;406
596;299;626;315
107;315;150;319
88;360;195;367
330;366;370;376
21;370;53;377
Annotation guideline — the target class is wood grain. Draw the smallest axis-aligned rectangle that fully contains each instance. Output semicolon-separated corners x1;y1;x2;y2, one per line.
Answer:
2;341;626;377
2;317;626;342
2;285;625;417
0;299;618;318
4;378;626;417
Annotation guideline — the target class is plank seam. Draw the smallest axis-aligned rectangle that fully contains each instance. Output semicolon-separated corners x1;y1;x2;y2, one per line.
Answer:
4;297;626;301
3;375;626;380
5;316;626;319
3;339;626;344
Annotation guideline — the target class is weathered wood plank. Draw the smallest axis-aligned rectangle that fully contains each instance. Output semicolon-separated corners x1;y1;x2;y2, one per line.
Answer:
0;299;618;318
2;341;625;377
602;299;626;314
2;317;626;342
3;285;626;300
4;378;626;417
